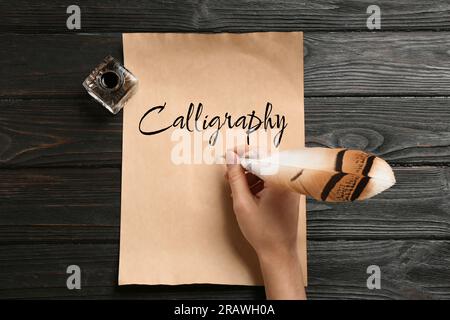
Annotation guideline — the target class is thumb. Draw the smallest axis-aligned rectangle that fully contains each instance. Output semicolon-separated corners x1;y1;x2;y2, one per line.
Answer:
226;151;253;207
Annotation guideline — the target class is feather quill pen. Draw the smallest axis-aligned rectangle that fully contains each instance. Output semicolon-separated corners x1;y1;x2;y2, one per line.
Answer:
239;148;395;202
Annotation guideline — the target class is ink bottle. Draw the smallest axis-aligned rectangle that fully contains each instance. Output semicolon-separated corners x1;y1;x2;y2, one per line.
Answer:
83;55;138;114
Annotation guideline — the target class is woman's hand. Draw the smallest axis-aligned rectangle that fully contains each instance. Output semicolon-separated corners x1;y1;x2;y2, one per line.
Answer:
225;150;306;300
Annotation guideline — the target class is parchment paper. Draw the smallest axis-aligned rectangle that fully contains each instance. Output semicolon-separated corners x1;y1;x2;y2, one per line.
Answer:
119;32;306;286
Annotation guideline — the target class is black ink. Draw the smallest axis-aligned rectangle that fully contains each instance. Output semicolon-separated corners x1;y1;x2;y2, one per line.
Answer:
139;102;288;147
139;103;172;135
100;71;120;89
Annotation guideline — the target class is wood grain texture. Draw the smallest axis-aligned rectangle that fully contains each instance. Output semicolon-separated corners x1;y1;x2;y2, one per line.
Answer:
0;167;448;242
1;0;450;33
305;97;450;165
1;97;449;168
0;34;122;98
1;5;449;298
0;98;123;167
304;32;450;96
2;33;450;98
0;240;448;299
306;240;450;299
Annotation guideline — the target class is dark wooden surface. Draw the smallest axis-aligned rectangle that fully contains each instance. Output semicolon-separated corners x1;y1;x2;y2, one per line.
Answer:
2;0;450;32
0;0;449;299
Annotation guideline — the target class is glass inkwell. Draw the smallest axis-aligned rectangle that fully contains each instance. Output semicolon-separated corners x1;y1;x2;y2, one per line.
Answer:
83;55;138;114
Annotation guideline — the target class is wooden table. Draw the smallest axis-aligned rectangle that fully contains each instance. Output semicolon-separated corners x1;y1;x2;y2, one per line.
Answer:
0;1;449;299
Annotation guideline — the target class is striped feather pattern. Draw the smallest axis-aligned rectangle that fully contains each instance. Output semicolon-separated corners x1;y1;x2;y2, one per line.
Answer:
240;148;395;202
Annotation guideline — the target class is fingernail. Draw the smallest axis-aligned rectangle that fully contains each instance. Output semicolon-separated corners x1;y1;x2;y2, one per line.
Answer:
225;150;239;167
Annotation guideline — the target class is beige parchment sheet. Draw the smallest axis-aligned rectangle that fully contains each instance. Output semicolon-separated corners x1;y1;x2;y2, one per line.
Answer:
119;32;306;286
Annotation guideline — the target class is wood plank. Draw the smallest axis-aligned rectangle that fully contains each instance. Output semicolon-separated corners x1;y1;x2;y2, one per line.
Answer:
304;32;450;96
2;33;450;97
0;34;122;98
307;240;450;299
0;98;123;167
1;97;450;167
305;97;450;165
1;0;450;33
0;240;448;299
0;167;448;242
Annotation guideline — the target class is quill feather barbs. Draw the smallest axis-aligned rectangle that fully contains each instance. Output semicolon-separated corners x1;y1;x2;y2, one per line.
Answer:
240;148;395;202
